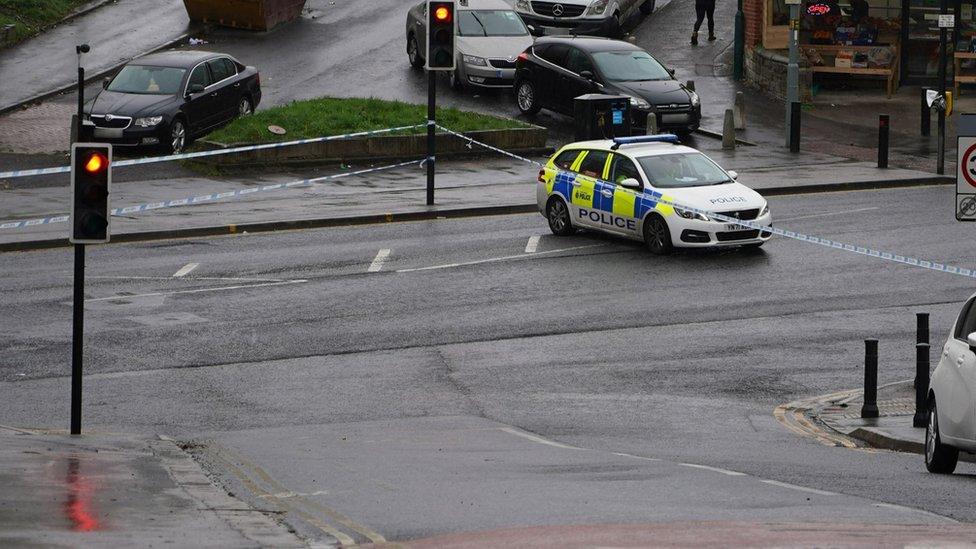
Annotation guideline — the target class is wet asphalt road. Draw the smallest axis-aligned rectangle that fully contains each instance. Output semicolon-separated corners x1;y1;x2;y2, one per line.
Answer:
2;185;976;543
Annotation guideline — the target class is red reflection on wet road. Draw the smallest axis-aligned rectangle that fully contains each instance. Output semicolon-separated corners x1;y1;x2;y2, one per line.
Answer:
63;457;100;532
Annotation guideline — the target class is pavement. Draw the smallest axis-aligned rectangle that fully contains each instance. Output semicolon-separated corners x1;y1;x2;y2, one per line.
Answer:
0;425;304;547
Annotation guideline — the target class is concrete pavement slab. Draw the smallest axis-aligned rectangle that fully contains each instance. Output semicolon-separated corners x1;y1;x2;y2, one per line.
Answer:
0;426;304;547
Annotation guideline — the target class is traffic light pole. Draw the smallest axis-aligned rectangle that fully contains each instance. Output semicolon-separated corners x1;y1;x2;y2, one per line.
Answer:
427;69;436;206
71;244;85;435
71;44;90;436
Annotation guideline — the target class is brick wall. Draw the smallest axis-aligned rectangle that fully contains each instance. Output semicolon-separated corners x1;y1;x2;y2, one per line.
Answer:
744;48;813;102
744;0;762;47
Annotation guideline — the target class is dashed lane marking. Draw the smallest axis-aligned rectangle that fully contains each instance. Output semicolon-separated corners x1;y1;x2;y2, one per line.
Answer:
83;279;307;303
759;479;838;497
525;235;541;253
498;427;583;450
172;263;200;278
367;249;391;272
679;462;748;476
396;244;604;273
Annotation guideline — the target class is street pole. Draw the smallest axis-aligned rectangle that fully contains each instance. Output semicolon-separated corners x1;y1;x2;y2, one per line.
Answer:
937;0;948;175
426;69;436;206
786;0;799;148
71;44;89;436
733;0;745;80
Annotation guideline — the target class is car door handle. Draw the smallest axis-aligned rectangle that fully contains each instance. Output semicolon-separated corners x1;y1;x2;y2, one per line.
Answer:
957;357;966;366
601;189;613;197
210;92;218;97
570;181;580;186
234;83;240;88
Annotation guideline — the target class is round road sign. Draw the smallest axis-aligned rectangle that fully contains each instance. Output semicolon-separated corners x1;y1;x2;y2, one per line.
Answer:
962;142;976;188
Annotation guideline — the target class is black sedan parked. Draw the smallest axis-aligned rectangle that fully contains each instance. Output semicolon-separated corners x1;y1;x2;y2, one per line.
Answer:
513;36;700;134
83;51;261;153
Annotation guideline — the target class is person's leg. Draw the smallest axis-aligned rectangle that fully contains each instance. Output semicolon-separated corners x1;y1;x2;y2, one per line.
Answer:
692;3;706;44
706;1;716;39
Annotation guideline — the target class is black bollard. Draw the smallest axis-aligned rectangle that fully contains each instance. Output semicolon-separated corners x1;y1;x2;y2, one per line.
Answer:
920;87;931;137
916;312;929;345
789;102;801;153
878;114;889;169
861;339;879;419
914;343;930;427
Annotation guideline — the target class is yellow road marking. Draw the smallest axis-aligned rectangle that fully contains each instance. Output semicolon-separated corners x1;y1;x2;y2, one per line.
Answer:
213;443;387;544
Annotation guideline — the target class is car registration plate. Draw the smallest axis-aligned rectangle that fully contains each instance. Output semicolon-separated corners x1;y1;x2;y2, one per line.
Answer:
725;223;746;231
661;113;689;124
496;70;503;78
93;127;123;138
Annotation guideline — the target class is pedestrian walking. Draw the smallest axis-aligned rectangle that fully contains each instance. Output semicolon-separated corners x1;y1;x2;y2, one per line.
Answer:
691;0;716;45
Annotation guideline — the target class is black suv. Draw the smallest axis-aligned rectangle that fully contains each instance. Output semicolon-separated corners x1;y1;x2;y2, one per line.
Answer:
513;36;700;134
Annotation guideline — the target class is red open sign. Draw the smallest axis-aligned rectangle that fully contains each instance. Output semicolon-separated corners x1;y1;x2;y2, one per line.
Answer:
807;3;831;15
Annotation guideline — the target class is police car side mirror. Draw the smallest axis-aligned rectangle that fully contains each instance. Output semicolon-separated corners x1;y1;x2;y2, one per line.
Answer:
619;177;641;189
727;170;738;180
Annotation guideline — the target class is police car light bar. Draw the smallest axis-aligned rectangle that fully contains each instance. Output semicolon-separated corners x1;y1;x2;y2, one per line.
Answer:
610;134;681;150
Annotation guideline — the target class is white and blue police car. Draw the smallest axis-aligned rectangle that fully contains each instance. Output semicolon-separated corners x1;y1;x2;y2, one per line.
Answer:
537;135;772;254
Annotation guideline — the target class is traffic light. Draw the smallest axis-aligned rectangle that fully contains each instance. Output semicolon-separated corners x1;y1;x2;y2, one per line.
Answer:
70;143;112;244
426;1;456;71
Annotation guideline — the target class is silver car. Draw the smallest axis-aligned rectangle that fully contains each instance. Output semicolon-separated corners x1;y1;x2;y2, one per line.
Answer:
513;0;655;37
406;0;534;90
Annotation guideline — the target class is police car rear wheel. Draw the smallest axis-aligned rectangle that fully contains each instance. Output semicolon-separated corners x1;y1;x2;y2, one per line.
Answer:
547;198;573;236
643;214;673;255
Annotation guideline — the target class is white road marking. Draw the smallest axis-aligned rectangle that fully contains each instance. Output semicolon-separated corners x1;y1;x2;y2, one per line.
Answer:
612;452;661;462
172;263;199;278
679;462;747;476
525;235;541;253
760;479;837;496
873;502;959;523
367;249;391;272
88;275;284;282
84;279;307;303
397;244;603;273
498;427;582;450
775;207;879;223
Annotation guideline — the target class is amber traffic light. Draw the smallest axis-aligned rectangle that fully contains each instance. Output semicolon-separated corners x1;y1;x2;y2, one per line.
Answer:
71;144;112;244
426;1;456;71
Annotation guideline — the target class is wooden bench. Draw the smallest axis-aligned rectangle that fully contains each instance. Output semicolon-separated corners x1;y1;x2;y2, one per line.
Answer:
954;52;976;97
807;44;900;98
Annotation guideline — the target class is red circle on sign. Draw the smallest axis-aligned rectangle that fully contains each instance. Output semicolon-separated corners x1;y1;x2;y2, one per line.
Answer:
963;142;976;188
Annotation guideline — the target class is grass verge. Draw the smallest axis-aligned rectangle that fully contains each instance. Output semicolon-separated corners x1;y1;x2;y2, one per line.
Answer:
205;96;532;144
0;0;91;46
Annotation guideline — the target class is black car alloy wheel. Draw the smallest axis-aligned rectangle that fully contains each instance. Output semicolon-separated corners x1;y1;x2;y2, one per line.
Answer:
925;401;958;474
170;119;186;154
239;96;253;117
408;35;423;68
516;80;540;115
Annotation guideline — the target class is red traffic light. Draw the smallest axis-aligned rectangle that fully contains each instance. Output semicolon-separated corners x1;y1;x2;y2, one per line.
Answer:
433;6;451;22
84;153;107;174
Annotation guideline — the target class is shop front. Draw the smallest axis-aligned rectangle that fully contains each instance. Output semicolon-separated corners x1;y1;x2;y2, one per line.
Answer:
746;0;976;94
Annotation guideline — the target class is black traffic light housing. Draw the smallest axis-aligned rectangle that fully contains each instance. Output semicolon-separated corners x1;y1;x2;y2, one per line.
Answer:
70;143;112;244
426;1;456;71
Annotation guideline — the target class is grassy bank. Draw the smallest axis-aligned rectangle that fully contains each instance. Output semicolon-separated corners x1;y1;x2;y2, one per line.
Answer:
0;0;91;45
206;97;532;144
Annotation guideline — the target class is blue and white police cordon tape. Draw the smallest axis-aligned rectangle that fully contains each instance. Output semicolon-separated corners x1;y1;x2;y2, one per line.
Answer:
0;159;424;231
438;126;976;281
0;125;425;180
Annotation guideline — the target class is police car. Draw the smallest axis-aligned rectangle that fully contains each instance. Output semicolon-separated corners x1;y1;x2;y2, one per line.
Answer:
537;135;772;254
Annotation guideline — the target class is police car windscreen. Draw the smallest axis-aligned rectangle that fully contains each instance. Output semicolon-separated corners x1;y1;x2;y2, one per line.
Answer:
592;51;670;82
636;153;733;188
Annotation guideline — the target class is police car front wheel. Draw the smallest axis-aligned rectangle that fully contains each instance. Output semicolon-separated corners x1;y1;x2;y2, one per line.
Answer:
643;214;673;255
547;197;574;236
